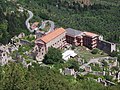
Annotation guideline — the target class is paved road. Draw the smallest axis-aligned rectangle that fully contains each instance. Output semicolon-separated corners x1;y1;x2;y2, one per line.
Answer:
25;10;55;33
39;20;55;34
25;10;34;32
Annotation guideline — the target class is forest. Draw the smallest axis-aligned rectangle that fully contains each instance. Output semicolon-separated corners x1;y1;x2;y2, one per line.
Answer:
0;0;120;44
1;62;120;90
0;0;120;90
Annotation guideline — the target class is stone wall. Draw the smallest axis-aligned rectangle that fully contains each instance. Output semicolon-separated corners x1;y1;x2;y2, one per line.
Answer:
97;40;116;54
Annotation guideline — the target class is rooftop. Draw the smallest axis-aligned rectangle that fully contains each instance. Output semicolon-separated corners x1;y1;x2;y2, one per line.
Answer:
66;28;83;37
62;50;77;61
37;28;66;43
83;32;98;37
31;22;39;30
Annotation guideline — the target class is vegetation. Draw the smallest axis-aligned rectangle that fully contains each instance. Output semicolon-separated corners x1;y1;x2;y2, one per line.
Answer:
91;48;99;54
75;46;108;62
43;47;63;64
0;0;120;44
90;63;102;71
1;62;120;90
0;1;30;44
66;59;80;71
110;51;118;57
0;0;120;89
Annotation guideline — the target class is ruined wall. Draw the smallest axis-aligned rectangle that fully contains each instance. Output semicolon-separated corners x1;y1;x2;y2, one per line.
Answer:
97;40;116;54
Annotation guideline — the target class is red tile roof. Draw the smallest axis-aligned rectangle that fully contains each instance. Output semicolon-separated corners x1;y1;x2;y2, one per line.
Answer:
84;32;98;37
37;28;66;43
31;22;39;29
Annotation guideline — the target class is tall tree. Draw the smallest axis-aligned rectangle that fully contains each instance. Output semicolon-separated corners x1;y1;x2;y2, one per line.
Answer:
43;47;63;64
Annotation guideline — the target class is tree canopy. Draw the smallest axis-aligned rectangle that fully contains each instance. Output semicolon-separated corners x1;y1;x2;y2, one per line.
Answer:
1;62;120;90
43;47;63;64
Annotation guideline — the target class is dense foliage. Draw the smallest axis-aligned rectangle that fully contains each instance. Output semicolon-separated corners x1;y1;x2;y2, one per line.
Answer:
0;0;120;89
91;48;99;54
1;62;120;90
43;47;63;64
0;1;30;44
19;0;120;43
0;0;120;44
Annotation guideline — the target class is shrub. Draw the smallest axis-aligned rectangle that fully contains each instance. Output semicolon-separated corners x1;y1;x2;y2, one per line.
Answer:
91;48;99;54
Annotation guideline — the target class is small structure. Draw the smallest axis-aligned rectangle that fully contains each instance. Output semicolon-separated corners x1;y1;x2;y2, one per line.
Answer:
0;45;12;66
62;50;77;61
20;40;31;45
18;33;25;39
84;66;92;72
97;40;116;54
35;30;45;39
64;68;75;76
31;22;39;30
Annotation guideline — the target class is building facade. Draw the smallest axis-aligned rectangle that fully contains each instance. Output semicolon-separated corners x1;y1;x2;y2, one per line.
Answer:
66;28;83;46
33;27;116;61
34;28;66;61
97;40;116;54
66;28;99;49
83;32;99;49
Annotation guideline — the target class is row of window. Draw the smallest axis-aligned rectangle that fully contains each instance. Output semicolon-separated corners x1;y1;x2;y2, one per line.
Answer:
52;37;65;47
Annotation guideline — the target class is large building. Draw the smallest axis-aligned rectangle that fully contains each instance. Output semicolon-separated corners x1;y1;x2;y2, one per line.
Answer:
83;32;99;49
66;28;84;46
66;28;99;49
34;27;116;62
34;28;66;61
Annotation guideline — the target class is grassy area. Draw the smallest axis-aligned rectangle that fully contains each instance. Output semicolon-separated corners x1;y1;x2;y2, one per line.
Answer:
74;46;108;62
22;35;35;42
41;23;51;32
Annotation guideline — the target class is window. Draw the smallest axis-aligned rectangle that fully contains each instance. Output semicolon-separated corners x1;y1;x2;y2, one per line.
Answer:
3;53;5;56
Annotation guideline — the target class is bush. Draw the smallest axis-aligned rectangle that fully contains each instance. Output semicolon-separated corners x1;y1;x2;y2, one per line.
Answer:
71;45;75;50
91;48;99;54
43;47;63;64
110;51;118;57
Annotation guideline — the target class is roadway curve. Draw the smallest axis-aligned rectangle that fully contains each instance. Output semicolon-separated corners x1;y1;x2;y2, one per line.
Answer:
25;10;34;32
25;10;55;33
39;20;55;34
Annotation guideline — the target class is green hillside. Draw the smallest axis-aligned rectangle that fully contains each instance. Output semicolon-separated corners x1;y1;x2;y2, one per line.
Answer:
0;0;120;44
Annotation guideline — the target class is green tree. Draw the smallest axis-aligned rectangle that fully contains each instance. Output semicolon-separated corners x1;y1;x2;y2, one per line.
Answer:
43;47;63;64
0;62;27;90
110;51;118;57
91;48;99;54
67;59;79;71
0;22;9;44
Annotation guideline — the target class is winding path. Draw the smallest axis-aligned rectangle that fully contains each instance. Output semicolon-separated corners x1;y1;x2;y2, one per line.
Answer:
25;10;55;33
25;10;34;32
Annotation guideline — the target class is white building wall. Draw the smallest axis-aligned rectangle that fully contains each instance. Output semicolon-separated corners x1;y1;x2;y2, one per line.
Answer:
46;32;66;50
35;32;66;62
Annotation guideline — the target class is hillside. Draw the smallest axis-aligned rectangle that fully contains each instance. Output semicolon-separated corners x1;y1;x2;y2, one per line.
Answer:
0;0;120;44
0;0;120;90
20;0;120;43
